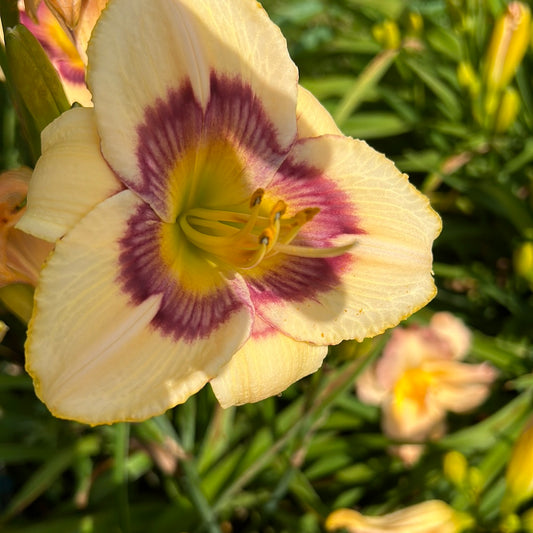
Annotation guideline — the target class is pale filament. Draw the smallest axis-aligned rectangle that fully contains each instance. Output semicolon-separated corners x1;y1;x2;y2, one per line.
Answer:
178;188;355;269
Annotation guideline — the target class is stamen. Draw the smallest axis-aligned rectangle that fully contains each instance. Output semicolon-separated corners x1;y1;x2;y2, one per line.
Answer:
178;190;354;269
274;236;357;258
241;233;269;269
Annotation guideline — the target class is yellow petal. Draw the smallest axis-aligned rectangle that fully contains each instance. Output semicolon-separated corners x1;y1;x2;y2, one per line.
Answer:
258;135;441;345
210;318;327;408
88;0;298;219
26;190;253;424
296;85;341;138
16;107;122;242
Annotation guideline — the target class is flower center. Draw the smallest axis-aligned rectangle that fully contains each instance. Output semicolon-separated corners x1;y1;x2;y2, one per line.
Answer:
394;367;434;412
178;188;354;269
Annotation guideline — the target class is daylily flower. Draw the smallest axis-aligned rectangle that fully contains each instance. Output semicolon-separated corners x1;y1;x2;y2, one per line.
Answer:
357;312;497;464
0;168;52;288
17;0;440;425
19;0;106;106
325;500;473;533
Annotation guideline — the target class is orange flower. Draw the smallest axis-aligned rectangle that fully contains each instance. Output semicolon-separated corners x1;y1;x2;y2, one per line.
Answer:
0;168;52;287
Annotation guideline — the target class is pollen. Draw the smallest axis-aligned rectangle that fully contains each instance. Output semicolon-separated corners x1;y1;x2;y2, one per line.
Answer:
178;189;356;270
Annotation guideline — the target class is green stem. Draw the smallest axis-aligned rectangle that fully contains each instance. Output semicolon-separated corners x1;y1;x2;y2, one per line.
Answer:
113;423;131;533
214;337;386;514
153;416;221;533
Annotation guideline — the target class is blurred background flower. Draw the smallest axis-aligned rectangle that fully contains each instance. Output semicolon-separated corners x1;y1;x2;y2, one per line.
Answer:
326;500;473;533
357;313;497;464
0;168;52;288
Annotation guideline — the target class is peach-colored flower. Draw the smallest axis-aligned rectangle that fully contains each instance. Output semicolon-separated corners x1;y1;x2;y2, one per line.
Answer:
0;168;52;287
325;500;473;533
357;312;497;464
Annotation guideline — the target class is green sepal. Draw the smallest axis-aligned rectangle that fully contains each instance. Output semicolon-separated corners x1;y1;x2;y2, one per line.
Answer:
5;24;70;133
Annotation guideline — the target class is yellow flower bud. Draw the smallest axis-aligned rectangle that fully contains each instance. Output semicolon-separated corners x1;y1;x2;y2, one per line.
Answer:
408;12;423;35
444;450;468;487
502;419;533;513
495;87;521;132
514;242;533;283
457;61;480;98
372;20;401;50
484;2;531;90
522;507;533;532
467;466;484;499
500;513;522;533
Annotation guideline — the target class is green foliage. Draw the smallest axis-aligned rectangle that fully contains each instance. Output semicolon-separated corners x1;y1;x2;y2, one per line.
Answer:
2;0;533;532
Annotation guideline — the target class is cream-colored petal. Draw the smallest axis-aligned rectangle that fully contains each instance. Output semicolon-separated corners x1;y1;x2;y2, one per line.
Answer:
88;0;298;216
26;190;253;424
258;135;441;345
210;317;327;408
16;107;122;242
73;0;107;61
296;85;341;139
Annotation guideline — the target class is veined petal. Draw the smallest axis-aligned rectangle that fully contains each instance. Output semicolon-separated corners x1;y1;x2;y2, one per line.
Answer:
210;317;327;408
251;135;441;345
88;0;298;220
26;190;253;424
16;107;122;242
296;85;341;139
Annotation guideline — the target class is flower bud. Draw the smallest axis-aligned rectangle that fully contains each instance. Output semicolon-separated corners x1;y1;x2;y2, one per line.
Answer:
495;87;520;133
372;20;401;50
444;450;468;487
457;61;480;98
502;418;533;513
514;242;533;284
484;2;530;90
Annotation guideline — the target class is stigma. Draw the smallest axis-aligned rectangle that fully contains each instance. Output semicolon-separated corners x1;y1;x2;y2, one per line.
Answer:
178;189;356;270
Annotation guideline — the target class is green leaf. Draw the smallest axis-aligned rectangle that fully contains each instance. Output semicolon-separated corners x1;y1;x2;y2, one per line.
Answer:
4;24;70;158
